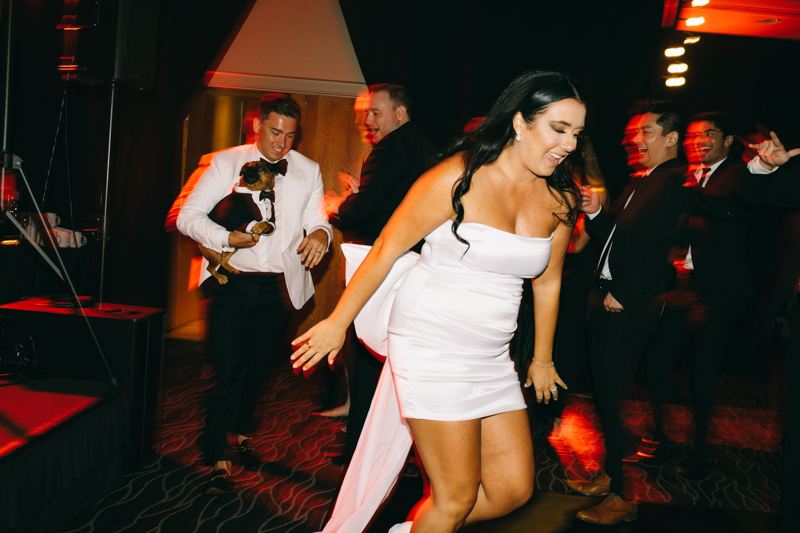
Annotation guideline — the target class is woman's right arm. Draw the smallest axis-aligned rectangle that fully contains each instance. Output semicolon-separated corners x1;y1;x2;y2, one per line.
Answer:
290;156;463;372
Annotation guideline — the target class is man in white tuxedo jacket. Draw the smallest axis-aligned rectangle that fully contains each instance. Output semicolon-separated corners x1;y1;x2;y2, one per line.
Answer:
176;94;332;494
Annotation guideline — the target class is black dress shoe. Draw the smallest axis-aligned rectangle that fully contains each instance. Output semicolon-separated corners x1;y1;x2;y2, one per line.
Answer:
234;439;263;471
324;451;350;466
638;441;680;468
401;463;421;478
205;469;233;495
672;451;715;481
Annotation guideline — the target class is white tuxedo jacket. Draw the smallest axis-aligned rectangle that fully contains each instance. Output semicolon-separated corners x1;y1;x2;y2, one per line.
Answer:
176;144;332;309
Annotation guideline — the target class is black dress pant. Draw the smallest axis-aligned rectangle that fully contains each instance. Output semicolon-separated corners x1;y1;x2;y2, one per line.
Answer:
344;334;383;459
781;302;800;532
203;270;290;464
645;274;747;453
587;282;654;495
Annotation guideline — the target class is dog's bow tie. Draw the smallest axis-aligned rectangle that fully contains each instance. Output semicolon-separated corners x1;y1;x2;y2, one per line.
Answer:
259;189;275;202
260;158;288;176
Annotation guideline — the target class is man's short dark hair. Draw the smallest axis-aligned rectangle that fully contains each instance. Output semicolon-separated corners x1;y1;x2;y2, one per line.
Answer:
690;111;735;139
369;84;412;118
630;100;684;138
258;93;301;122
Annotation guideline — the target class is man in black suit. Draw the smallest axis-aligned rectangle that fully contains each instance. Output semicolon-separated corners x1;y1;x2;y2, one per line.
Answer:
568;101;696;525
324;84;436;461
641;113;753;478
737;132;800;533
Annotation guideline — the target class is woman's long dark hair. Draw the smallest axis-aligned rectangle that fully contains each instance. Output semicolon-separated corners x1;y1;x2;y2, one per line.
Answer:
443;70;583;245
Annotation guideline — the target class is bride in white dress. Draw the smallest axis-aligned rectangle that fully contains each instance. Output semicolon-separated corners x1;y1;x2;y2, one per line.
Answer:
291;70;586;533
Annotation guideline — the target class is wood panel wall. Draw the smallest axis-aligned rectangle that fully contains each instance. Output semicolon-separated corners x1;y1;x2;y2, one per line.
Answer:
166;89;369;342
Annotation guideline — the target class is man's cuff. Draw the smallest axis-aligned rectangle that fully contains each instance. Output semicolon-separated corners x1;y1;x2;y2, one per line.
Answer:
219;231;232;252
309;225;333;252
748;155;778;175
586;206;603;219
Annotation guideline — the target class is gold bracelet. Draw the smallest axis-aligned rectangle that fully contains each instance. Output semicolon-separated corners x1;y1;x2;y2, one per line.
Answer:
533;359;554;368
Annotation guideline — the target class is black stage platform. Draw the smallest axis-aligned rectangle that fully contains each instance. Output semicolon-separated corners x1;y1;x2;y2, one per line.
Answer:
0;378;127;533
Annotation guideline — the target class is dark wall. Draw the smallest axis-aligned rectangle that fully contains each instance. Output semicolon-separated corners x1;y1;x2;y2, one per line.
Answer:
4;0;798;307
340;0;800;199
2;0;253;307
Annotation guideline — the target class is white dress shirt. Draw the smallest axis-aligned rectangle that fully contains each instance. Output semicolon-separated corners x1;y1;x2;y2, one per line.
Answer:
176;143;333;309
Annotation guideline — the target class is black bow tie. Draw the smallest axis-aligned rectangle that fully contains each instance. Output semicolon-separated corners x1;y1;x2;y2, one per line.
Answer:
260;158;288;176
259;189;275;202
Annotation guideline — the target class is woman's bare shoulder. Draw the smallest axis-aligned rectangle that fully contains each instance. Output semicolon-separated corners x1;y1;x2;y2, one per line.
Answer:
409;153;466;196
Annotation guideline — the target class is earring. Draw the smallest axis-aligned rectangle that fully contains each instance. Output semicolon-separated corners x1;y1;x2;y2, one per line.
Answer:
515;131;521;142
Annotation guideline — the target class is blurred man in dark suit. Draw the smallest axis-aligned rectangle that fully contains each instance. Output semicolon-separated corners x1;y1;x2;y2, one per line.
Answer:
641;112;753;478
569;101;696;525
324;84;436;462
737;132;800;533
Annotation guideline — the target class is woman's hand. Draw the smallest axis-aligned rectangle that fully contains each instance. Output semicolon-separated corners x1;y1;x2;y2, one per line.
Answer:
290;319;347;374
524;362;567;404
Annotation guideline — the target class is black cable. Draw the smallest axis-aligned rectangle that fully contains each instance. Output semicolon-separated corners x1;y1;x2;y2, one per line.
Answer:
41;57;73;207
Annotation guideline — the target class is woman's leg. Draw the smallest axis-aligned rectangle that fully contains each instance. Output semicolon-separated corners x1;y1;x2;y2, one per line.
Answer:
405;418;482;533
464;409;534;524
406;409;534;532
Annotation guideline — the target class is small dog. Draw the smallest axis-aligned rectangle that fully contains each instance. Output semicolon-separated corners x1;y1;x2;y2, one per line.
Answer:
200;160;277;284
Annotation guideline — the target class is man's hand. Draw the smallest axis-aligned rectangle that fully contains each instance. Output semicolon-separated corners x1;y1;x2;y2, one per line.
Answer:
580;186;601;215
337;172;359;194
603;292;624;313
323;189;350;218
297;228;328;268
750;131;800;170
228;230;257;248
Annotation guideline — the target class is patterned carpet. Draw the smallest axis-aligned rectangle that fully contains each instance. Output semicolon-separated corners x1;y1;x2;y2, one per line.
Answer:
61;339;348;533
60;338;783;532
534;372;783;513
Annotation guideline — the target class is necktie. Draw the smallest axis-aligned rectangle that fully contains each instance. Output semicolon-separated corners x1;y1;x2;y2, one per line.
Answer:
697;167;711;187
260;158;288;176
259;189;274;202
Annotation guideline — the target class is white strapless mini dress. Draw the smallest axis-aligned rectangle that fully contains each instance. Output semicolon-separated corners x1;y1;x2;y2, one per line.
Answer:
321;220;552;533
388;221;552;421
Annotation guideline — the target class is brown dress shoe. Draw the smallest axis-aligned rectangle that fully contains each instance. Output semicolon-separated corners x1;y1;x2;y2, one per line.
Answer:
576;493;638;525
565;471;611;496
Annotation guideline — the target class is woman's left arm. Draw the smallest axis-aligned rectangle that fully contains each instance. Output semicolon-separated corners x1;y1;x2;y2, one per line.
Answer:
526;218;572;403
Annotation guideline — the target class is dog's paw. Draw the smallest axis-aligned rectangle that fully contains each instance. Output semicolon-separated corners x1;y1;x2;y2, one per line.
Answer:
252;221;273;235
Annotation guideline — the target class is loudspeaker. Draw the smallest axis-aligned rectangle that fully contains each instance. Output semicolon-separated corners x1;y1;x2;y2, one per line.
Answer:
74;0;161;89
0;298;165;471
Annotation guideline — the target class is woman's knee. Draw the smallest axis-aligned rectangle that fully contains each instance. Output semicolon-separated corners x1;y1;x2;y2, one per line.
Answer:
489;475;534;516
510;477;534;509
435;484;480;521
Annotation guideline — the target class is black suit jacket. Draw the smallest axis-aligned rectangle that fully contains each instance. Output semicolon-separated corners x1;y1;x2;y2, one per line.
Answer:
586;158;697;334
738;165;800;337
334;121;436;245
690;158;754;305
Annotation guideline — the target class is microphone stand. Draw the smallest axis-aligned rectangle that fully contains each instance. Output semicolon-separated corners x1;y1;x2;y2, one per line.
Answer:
1;0;118;387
